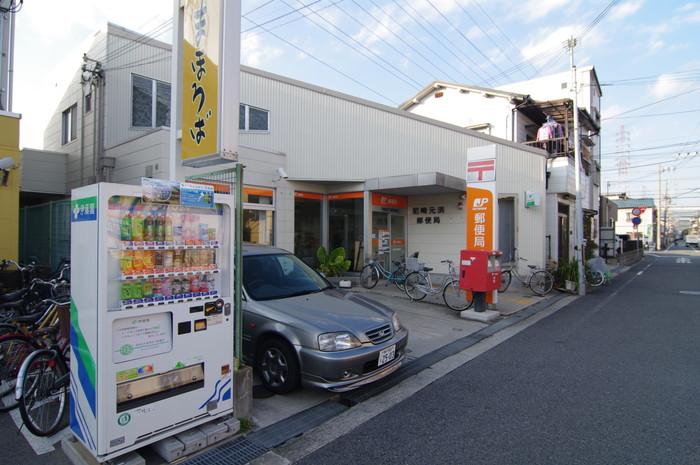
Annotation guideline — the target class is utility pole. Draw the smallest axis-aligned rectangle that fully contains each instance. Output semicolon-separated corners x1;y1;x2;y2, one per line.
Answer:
568;37;585;296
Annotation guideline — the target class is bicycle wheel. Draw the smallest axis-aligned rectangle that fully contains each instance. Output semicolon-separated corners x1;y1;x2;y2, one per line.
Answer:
588;270;604;287
404;272;427;301
442;279;472;312
0;335;38;412
498;270;512;293
529;270;554;296
392;269;408;292
360;265;379;289
18;349;69;437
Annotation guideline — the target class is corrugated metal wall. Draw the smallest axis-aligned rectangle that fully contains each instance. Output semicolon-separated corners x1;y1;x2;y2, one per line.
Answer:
239;69;546;183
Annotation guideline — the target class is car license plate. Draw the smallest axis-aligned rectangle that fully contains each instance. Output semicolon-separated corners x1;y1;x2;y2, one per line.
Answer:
377;345;396;366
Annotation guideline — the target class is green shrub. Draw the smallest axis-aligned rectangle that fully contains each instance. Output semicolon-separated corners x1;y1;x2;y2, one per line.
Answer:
316;246;351;277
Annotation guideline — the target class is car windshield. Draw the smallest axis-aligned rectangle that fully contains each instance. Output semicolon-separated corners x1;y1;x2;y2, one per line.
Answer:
243;253;331;301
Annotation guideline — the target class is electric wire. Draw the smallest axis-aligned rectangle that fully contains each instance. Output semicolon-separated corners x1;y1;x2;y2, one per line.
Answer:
602;86;700;120
243;0;277;16
243;0;346;39
604;108;700;120
471;0;537;77
347;0;462;82
241;0;323;33
451;0;530;80
242;15;400;105
263;0;423;89
423;0;505;83
389;0;492;85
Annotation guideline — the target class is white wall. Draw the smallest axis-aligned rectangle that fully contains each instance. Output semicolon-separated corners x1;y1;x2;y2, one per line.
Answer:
407;87;516;140
407;193;466;274
20;149;67;194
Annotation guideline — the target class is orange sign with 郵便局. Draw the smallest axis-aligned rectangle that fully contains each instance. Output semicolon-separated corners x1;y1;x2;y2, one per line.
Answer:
182;0;221;163
466;186;494;251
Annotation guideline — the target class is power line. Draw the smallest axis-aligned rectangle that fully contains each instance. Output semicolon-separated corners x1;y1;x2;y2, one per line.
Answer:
243;0;276;16
388;0;488;84
242;15;399;105
243;0;346;40
347;0;461;82
451;0;530;80
601;141;700;156
471;0;537;77
603;86;700;120
423;0;505;83
264;0;423;89
241;0;323;33
604;108;700;120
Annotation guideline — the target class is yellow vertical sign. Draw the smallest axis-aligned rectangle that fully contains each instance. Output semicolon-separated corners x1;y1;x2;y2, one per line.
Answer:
182;0;221;162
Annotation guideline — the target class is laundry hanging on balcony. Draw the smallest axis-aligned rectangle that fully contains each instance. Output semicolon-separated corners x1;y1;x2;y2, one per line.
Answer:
536;115;564;155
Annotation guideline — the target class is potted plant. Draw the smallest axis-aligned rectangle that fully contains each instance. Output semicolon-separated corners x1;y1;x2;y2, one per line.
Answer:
316;246;351;278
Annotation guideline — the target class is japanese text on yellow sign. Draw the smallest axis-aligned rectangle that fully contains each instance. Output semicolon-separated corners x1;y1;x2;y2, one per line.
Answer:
182;0;220;162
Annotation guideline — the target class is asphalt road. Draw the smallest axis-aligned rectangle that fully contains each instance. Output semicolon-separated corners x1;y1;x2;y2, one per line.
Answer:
297;247;700;465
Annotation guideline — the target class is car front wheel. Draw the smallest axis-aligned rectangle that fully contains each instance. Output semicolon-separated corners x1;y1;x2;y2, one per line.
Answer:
257;338;300;394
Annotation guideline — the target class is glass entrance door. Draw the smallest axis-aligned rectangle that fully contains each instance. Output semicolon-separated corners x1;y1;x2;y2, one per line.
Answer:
390;215;406;267
372;213;406;271
372;212;390;270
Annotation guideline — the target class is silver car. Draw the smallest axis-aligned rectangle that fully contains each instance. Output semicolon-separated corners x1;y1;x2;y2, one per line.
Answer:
242;245;408;394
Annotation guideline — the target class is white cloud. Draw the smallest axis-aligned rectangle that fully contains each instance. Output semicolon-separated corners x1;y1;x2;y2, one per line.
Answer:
241;34;284;68
648;74;696;99
609;0;644;20
515;0;568;22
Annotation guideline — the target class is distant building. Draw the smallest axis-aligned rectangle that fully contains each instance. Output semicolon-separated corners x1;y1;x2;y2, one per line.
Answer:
611;197;656;248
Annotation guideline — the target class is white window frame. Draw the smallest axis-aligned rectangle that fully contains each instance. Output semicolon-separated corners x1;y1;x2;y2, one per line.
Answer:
131;73;171;129
239;103;270;133
61;104;77;145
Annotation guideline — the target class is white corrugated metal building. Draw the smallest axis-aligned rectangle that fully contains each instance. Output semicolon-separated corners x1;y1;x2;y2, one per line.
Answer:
27;23;548;274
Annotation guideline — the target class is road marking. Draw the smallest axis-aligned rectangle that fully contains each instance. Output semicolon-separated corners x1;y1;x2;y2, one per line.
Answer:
636;271;644;276
676;257;692;264
680;291;700;296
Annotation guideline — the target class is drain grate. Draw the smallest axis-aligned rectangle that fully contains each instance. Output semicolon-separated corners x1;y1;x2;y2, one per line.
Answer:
181;437;268;465
247;401;348;449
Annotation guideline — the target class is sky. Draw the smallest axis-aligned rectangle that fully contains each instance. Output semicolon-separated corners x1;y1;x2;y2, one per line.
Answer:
11;0;700;217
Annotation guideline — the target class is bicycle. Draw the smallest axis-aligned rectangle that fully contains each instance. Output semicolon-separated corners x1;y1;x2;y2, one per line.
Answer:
15;299;71;436
0;299;68;413
360;259;408;291
403;259;472;312
498;250;554;296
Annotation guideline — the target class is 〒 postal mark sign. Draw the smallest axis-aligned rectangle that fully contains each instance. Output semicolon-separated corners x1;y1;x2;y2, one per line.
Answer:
467;159;496;183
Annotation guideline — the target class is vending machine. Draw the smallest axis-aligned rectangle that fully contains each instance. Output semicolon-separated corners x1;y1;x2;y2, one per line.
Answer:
70;180;234;461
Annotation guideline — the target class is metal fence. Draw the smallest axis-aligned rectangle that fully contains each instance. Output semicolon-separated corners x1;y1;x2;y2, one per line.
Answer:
19;199;71;268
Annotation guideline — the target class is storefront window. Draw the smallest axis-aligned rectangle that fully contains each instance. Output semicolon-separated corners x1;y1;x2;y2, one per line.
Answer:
328;192;364;270
294;192;323;266
243;186;275;245
243;209;274;245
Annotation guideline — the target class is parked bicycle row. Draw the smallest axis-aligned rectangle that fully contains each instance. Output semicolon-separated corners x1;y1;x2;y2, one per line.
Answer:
0;258;72;437
359;249;611;310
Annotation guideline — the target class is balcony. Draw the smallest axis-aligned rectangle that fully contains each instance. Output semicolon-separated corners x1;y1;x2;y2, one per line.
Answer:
518;98;599;165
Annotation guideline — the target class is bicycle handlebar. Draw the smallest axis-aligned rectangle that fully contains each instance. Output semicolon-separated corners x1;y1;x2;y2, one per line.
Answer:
41;298;70;306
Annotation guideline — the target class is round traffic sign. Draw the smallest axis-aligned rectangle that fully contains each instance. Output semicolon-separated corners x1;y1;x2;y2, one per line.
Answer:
631;216;642;226
631;207;642;216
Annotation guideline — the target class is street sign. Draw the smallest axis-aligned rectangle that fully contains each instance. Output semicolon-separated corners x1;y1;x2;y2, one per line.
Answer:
631;216;642;226
631;207;642;216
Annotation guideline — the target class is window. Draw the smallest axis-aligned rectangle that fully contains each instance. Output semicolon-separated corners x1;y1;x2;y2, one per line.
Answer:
84;93;92;113
132;74;171;128
239;103;269;131
61;104;77;145
243;186;275;245
294;192;323;266
328;193;364;270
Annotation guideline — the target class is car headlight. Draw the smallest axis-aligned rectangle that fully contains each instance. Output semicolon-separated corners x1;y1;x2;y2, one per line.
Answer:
392;313;402;331
318;332;361;351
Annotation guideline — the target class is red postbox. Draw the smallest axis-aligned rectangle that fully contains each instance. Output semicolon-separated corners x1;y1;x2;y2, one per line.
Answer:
459;249;502;292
